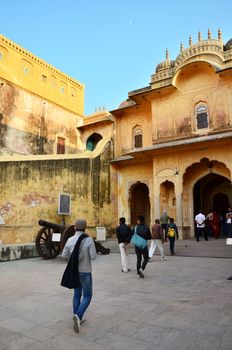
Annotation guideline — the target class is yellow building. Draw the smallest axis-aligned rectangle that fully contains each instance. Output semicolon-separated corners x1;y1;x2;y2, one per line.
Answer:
0;35;116;247
1;29;232;251
111;29;232;238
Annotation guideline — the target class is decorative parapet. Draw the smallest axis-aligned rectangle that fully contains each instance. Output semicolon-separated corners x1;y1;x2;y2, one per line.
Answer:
175;38;224;70
150;29;232;88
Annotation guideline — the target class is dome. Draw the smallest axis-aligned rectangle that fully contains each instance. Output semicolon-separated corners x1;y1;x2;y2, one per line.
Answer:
118;99;136;109
155;59;175;73
224;38;232;51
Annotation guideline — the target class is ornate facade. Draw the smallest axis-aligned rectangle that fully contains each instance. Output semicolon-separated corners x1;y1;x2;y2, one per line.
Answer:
1;30;232;246
111;29;232;238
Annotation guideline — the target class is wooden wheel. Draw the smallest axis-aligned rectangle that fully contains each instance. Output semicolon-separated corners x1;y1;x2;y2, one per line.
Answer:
60;225;75;252
35;227;60;259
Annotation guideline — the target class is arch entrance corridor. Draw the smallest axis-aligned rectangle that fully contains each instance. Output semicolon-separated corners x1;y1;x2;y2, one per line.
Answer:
129;182;150;226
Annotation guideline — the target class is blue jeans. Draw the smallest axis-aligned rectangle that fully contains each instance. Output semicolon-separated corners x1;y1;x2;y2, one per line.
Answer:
73;272;92;320
169;237;175;254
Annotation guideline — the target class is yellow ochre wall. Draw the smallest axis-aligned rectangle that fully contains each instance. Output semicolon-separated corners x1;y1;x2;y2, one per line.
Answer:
0;141;118;244
0;35;84;116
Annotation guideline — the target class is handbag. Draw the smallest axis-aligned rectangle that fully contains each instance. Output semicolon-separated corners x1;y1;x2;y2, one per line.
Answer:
131;226;147;249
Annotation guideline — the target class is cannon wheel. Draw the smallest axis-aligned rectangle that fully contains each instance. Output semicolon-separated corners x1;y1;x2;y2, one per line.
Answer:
35;227;60;260
60;225;76;252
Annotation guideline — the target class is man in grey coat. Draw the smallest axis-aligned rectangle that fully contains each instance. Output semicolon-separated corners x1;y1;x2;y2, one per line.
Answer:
62;219;97;333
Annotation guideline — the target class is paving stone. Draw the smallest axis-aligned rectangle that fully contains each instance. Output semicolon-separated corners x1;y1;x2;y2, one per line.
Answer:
0;239;232;350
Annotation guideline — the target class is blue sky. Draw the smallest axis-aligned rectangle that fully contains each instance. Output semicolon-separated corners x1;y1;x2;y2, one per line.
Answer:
1;0;232;115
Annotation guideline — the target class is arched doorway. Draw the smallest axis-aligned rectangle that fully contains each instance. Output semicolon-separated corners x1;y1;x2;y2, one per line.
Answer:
160;180;176;220
129;182;150;226
86;133;102;151
193;173;231;236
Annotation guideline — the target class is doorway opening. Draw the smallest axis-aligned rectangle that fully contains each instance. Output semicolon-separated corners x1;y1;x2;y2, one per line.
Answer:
129;182;150;226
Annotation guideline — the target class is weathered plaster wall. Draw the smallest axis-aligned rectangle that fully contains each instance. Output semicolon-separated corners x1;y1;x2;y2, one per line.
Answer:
0;79;82;155
0;141;118;244
152;63;232;141
115;106;152;156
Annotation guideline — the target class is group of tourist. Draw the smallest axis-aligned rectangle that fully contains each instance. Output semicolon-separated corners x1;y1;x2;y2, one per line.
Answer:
60;206;232;334
115;212;179;278
195;207;232;241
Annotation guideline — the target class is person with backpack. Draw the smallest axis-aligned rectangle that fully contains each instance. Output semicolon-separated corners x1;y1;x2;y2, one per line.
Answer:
167;217;178;255
132;215;151;278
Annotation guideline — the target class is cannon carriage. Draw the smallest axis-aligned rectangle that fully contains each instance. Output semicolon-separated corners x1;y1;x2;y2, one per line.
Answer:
35;219;110;259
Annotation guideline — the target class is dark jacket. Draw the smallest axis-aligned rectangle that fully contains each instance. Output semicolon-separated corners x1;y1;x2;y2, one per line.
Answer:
133;223;151;241
61;234;88;289
167;223;179;239
116;224;132;244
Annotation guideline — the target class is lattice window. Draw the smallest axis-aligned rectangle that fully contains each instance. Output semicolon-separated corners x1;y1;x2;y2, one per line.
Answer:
133;127;142;148
196;105;208;129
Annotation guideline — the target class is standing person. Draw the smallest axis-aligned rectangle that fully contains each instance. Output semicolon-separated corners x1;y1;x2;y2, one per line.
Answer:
132;215;151;278
226;207;232;238
195;210;208;241
167;218;178;255
160;210;169;242
210;210;221;239
149;219;166;261
116;217;132;273
61;219;97;334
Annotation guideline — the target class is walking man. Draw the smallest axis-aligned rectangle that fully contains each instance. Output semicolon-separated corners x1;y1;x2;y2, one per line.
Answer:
61;219;97;334
160;210;169;242
132;215;151;278
116;217;132;273
167;218;179;255
149;219;166;261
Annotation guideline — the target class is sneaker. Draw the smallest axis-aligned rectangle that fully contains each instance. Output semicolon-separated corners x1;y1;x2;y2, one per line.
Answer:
73;314;80;333
161;257;167;261
137;271;144;278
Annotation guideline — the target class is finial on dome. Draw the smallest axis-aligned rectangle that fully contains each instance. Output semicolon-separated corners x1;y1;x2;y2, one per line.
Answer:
208;28;212;40
189;36;192;46
218;28;222;41
166;48;170;61
198;31;202;42
180;42;184;52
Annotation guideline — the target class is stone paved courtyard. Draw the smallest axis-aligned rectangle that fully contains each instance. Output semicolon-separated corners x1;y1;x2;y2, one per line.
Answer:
0;239;232;350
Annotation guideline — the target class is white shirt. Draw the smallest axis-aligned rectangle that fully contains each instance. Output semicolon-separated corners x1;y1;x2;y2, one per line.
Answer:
195;213;206;228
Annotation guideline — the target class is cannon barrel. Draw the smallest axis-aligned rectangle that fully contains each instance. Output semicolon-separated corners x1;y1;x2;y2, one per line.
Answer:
38;219;65;233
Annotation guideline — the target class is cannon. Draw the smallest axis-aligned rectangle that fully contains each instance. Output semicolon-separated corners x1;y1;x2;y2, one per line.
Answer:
35;219;110;260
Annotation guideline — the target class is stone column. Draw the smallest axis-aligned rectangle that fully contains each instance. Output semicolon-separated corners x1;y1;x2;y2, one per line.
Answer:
175;174;183;239
153;159;160;220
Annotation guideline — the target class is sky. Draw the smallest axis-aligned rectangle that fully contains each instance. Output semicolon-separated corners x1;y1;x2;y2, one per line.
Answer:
1;0;232;115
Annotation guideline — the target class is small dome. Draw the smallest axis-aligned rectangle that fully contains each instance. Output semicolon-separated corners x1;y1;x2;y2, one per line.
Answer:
118;99;136;108
224;38;232;51
155;59;175;73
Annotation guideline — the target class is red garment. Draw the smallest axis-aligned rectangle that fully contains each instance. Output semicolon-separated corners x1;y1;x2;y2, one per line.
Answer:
210;211;220;238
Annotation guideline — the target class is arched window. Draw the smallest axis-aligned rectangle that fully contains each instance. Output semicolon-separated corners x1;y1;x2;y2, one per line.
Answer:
195;104;209;129
133;126;142;148
86;133;102;151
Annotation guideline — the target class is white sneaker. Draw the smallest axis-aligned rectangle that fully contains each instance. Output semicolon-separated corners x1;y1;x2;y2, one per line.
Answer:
73;314;80;333
161;257;167;261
